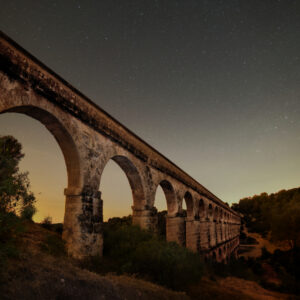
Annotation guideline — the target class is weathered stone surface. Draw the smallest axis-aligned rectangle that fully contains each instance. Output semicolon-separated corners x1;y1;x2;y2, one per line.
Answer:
0;31;241;260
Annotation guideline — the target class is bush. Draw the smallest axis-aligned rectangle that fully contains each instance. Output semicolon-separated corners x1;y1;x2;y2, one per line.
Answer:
21;204;37;221
0;212;24;282
40;233;66;256
41;216;53;230
83;220;203;290
204;257;259;282
157;210;167;237
103;224;152;266
133;239;203;289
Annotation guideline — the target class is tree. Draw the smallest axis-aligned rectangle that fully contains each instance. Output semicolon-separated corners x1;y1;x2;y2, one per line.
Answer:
0;135;36;218
232;187;300;248
271;200;300;250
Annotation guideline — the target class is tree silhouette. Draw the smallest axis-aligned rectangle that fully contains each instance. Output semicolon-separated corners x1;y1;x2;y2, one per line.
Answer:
0;135;36;218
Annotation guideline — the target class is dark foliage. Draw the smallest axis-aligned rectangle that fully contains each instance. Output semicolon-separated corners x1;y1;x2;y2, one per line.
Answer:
157;210;167;237
82;217;203;290
232;188;300;249
232;187;300;295
206;257;260;282
239;231;259;245
0;136;36;280
40;233;66;256
0;135;36;217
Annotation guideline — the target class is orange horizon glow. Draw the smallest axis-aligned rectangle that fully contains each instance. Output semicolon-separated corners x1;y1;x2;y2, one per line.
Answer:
1;113;300;223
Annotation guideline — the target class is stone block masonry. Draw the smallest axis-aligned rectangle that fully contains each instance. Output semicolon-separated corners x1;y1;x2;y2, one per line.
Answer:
0;31;241;260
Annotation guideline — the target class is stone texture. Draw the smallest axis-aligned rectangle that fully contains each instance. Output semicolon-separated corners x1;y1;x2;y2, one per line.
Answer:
0;31;241;260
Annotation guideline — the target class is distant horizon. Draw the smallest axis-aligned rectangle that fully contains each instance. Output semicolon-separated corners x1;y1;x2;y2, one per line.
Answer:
1;112;299;223
1;1;300;222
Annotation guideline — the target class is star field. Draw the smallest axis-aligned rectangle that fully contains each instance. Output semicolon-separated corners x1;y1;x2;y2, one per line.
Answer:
0;0;300;221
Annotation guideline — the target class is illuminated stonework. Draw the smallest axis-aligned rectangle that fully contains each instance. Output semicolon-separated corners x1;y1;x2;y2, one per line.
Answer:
0;31;240;260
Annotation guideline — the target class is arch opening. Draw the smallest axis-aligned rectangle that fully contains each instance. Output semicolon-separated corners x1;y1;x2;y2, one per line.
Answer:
213;206;219;222
155;180;176;215
99;155;146;221
208;203;213;220
1;106;82;189
0;107;80;223
219;209;223;222
154;180;177;237
199;198;206;220
183;191;194;219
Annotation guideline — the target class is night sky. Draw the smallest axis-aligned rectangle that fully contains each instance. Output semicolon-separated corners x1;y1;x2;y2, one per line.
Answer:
1;0;300;222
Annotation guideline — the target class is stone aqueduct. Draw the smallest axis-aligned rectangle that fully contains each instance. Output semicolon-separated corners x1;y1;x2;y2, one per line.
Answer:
0;32;241;260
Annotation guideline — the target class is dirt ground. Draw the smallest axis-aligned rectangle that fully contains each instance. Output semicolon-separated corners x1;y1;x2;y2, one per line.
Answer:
1;223;297;300
239;229;291;259
0;223;188;300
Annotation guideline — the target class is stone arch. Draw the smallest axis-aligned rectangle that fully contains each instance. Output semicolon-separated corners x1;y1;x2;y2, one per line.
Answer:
155;180;177;215
213;206;219;221
208;203;213;220
0;105;82;189
219;209;223;222
199;198;206;220
183;191;194;219
99;155;146;209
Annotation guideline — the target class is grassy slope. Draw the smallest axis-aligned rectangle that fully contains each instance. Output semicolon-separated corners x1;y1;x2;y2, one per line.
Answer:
0;222;294;300
0;222;188;300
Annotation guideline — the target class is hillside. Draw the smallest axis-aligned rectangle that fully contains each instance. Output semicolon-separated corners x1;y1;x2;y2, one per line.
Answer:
0;221;188;300
1;221;296;300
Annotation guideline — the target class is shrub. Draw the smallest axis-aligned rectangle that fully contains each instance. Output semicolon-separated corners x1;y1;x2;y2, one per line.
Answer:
105;215;132;228
20;204;37;221
0;212;23;282
157;210;167;237
132;239;203;289
103;224;152;263
40;234;66;256
41;216;53;230
83;221;203;290
205;256;259;283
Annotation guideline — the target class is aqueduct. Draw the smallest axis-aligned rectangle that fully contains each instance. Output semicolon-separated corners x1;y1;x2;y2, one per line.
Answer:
0;31;240;260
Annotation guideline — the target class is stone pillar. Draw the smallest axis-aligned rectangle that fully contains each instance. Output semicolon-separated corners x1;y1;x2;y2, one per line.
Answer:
209;220;217;247
132;206;158;231
227;224;230;239
62;187;103;259
221;222;226;242
226;222;229;240
199;221;210;250
216;221;222;245
166;216;186;246
186;219;200;252
228;224;232;239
